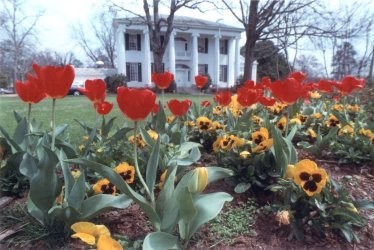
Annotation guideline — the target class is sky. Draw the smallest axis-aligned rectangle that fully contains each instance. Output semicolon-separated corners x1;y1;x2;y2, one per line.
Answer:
15;0;374;74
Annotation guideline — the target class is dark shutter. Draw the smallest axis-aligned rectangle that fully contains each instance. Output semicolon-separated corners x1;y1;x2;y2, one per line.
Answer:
126;63;130;80
137;34;141;51
125;33;129;51
205;64;208;75
205;38;208;53
138;63;142;82
224;66;228;82
161;35;165;46
224;40;228;54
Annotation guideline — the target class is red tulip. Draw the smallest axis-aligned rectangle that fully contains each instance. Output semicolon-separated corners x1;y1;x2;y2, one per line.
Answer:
167;99;192;116
269;78;305;104
152;71;174;90
316;80;336;93
94;101;113;115
237;86;262;107
336;76;365;95
195;75;208;89
289;71;307;83
258;96;276;106
15;74;46;104
152;103;159;114
201;100;211;107
214;91;232;106
117;87;156;121
32;64;75;99
79;79;106;104
261;77;272;89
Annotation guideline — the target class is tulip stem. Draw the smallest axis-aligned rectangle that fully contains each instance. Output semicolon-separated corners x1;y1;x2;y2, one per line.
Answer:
285;106;290;136
51;98;56;151
27;103;32;134
133;122;154;204
161;89;165;107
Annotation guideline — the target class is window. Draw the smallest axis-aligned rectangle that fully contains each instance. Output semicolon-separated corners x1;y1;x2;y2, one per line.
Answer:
125;34;141;51
198;64;208;75
220;39;228;55
219;65;228;82
198;38;208;53
126;63;142;81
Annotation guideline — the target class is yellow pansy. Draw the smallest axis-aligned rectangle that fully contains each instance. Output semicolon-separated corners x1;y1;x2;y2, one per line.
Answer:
309;91;321;99
252;138;273;153
211;121;225;131
196;116;212;130
338;125;354;137
92;179;116;195
251;127;269;145
167;116;175;123
147;129;159;141
276;116;287;132
240;151;250;159
114;162;135;184
311;113;323;119
293;159;328;197
324;114;340;128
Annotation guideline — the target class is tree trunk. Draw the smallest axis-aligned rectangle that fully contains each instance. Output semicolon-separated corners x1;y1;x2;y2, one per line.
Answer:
243;0;259;81
368;45;374;86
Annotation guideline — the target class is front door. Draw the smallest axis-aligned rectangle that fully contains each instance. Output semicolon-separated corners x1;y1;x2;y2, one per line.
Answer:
176;69;187;87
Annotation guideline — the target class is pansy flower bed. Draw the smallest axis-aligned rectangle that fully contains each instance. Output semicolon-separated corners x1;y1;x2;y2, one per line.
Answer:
0;66;373;250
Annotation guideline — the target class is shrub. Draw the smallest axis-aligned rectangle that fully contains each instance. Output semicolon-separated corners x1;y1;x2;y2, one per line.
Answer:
104;74;127;93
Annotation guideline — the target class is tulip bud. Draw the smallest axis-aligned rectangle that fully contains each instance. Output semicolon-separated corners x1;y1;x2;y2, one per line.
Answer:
189;167;208;193
276;210;290;225
284;165;295;179
345;202;358;213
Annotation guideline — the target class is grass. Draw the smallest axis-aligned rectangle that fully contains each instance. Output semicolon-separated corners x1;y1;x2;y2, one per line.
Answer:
0;93;213;146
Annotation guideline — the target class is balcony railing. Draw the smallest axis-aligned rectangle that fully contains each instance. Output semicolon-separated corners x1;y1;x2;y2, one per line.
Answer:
176;51;191;57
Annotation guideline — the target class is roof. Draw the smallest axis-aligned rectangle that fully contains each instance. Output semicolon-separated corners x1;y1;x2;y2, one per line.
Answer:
114;15;244;33
74;68;117;77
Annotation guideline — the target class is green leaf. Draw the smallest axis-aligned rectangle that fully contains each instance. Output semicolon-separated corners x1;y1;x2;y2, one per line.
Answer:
13;111;23;123
142;232;181;250
67;170;86;211
55;139;78;158
187;192;233;241
354;200;374;210
51;124;69;138
80;194;132;221
109;127;132;145
146;137;161;197
271;125;289;176
102;116;116;137
0;124;23;152
29;147;61;213
178;187;197;240
234;182;251;193
48;205;80;226
65;158;161;229
286;125;298;141
59;150;75;199
13;117;28;145
175;147;201;166
140;127;155;147
156;101;166;134
27;194;44;225
206;167;234;184
319;127;338;149
20;152;38;179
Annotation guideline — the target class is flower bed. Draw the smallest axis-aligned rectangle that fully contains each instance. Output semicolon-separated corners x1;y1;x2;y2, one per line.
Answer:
0;67;373;250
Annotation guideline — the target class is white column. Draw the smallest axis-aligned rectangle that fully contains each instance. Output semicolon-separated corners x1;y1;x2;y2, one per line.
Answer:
143;29;151;85
228;38;235;87
214;34;221;86
234;36;241;82
116;26;126;75
251;60;258;82
191;32;199;78
168;31;176;75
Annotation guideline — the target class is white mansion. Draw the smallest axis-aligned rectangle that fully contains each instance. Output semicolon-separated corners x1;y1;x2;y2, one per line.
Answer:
114;16;257;89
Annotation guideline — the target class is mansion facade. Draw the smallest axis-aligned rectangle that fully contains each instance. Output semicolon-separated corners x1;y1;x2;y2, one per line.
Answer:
114;16;256;89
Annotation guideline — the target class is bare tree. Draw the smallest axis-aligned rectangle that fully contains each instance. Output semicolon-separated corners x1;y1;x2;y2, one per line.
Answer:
217;0;336;81
0;0;43;82
111;0;205;73
72;10;116;68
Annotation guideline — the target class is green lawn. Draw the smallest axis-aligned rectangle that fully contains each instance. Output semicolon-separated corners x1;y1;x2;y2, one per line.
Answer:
0;93;213;146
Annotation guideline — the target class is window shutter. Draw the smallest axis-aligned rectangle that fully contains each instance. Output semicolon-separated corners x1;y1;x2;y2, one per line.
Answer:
224;40;228;54
224;66;228;82
125;33;129;51
126;63;130;80
137;34;141;51
205;38;208;53
205;64;208;75
138;63;142;82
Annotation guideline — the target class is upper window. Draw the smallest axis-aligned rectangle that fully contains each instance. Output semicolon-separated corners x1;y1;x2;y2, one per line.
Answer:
125;33;141;51
198;38;208;53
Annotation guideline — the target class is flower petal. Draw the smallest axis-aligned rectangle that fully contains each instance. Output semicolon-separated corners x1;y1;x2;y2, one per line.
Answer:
97;235;123;250
71;232;96;245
